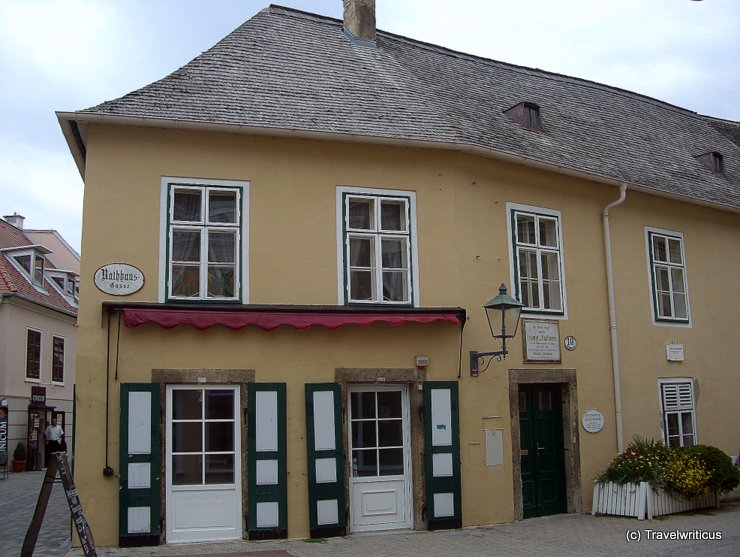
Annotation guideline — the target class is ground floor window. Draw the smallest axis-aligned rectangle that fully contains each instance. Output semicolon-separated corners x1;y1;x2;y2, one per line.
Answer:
660;379;696;448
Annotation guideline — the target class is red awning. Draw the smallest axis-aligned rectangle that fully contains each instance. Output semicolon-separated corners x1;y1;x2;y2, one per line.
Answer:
122;307;462;332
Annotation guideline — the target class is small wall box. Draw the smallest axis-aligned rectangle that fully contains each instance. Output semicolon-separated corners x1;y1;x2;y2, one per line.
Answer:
415;355;430;367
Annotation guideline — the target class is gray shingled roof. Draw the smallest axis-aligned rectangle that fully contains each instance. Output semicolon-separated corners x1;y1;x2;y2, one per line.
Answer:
67;5;739;210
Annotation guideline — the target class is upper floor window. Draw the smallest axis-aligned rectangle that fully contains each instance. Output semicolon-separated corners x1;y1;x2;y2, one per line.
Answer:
508;204;565;315
646;228;690;324
52;336;65;383
660;379;696;448
337;187;419;306
162;178;249;302
49;271;79;304
695;151;724;176
10;248;46;287
504;102;543;131
26;328;41;380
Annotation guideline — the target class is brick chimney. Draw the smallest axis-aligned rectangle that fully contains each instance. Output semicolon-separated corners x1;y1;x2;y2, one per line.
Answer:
3;212;25;229
343;0;376;44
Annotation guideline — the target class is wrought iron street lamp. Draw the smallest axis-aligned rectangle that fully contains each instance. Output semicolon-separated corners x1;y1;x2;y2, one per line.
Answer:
470;283;523;376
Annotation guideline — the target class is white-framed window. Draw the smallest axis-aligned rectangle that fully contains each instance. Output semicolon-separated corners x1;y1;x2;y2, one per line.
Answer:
646;228;690;324
52;335;65;384
48;271;79;305
4;247;47;289
507;203;566;316
659;379;696;448
159;178;249;303
336;187;419;306
26;328;41;381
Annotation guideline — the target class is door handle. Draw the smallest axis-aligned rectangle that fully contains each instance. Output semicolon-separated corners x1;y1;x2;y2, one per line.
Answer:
536;444;546;456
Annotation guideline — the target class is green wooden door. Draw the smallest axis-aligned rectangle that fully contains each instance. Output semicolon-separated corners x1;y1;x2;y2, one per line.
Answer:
423;381;462;530
247;383;287;540
519;384;566;518
119;383;161;547
305;383;346;538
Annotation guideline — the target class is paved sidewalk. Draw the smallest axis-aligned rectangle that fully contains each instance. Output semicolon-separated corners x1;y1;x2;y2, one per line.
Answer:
3;467;738;557
66;496;739;557
0;470;71;557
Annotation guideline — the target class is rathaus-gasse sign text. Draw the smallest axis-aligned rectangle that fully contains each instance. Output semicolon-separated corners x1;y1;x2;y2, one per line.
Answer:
94;263;144;296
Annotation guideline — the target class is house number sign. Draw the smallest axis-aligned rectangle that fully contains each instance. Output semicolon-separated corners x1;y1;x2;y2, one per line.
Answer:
94;263;144;296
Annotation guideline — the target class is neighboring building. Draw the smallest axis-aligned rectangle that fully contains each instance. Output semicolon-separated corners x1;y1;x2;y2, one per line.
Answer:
0;213;78;470
57;2;738;548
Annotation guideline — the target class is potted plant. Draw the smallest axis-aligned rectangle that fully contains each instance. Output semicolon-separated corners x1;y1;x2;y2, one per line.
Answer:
592;437;740;519
12;441;26;472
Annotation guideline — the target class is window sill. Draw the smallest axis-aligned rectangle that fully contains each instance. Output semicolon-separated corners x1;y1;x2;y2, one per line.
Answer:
653;318;692;328
521;309;566;319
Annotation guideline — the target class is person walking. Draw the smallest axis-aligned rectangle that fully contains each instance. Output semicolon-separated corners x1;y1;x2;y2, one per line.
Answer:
43;417;64;468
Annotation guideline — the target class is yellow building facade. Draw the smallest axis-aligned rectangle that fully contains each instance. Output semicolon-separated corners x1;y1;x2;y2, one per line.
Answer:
59;4;739;549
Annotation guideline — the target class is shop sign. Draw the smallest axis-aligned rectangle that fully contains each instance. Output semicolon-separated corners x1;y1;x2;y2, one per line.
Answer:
523;320;561;363
24;453;97;557
0;405;8;458
94;263;144;296
31;386;46;405
582;410;605;433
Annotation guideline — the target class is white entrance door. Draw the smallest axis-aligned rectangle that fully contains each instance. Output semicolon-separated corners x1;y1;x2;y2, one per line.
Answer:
166;386;242;543
348;385;412;532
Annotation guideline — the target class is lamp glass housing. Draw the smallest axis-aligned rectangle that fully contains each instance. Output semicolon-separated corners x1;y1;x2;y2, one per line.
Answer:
483;284;523;341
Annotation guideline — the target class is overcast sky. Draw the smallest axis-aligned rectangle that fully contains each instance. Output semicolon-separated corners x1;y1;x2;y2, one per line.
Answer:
1;0;738;253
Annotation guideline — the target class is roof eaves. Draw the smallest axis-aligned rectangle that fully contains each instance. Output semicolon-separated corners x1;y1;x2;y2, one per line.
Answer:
57;111;740;215
57;112;87;178
0;291;77;319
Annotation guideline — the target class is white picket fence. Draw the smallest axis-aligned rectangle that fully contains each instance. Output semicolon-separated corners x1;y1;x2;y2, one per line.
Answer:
592;481;718;520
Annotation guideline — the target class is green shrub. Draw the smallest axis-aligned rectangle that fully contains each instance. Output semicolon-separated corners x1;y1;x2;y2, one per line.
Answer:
13;441;26;461
683;445;740;493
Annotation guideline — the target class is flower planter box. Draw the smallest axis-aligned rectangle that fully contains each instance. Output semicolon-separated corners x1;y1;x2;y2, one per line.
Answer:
592;480;718;520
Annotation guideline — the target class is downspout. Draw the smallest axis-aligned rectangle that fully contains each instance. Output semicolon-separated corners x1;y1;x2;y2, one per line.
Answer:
603;183;627;453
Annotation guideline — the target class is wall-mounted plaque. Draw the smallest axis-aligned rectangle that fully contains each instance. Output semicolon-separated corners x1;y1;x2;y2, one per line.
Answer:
94;263;144;296
582;410;605;433
523;320;561;363
666;343;684;362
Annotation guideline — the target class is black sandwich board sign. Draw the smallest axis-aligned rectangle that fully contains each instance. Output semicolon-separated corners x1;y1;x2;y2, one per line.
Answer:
22;452;97;557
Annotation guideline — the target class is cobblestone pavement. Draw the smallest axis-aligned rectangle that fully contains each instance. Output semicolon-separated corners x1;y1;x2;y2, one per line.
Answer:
65;505;740;557
3;469;738;557
0;470;71;557
70;495;739;557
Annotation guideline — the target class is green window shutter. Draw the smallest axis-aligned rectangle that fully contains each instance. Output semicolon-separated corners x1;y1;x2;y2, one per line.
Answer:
119;383;161;547
247;383;287;539
305;383;346;538
423;381;462;530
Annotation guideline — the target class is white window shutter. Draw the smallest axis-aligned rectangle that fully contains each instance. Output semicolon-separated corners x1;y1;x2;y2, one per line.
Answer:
662;382;693;411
